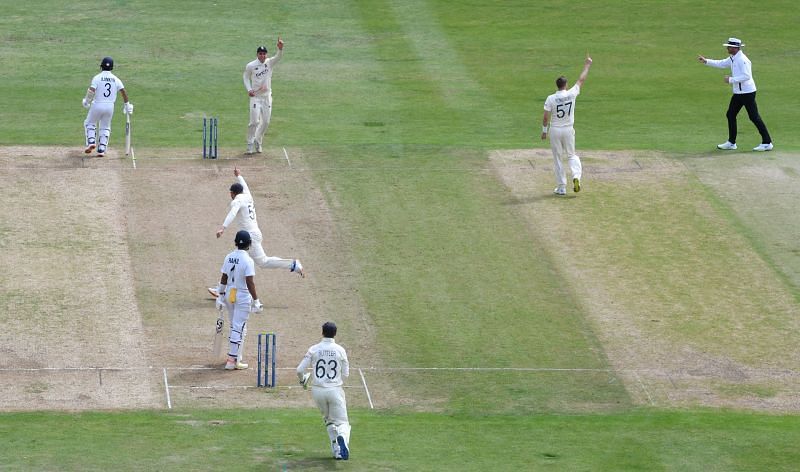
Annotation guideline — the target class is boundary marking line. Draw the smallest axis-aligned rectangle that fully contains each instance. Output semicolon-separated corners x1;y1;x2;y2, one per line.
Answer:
633;370;654;406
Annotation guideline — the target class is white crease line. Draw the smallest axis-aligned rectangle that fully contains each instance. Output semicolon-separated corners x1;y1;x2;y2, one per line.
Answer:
163;368;172;410
282;147;292;168
359;368;374;409
633;370;654;406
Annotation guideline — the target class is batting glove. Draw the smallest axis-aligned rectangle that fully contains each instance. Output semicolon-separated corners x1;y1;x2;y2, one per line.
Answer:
300;372;311;390
82;98;90;109
215;295;226;311
251;299;264;314
123;102;134;114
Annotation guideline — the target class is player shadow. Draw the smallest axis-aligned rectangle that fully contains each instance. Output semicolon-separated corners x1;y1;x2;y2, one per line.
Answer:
502;193;578;205
280;457;348;470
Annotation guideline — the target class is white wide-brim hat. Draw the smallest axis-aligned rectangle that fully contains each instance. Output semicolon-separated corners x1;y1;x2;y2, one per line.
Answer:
723;37;745;48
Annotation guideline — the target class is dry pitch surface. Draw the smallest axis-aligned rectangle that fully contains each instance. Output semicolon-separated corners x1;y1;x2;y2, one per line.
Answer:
1;146;799;412
0;146;377;411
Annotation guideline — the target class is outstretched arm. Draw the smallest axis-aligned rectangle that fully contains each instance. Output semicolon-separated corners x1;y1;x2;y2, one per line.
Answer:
576;55;593;87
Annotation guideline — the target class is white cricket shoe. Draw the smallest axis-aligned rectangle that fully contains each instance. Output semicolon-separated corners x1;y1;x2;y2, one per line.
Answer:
291;259;305;278
553;187;566;196
336;436;349;460
207;287;219;298
245;143;255;155
256;142;262;153
717;141;737;150
224;360;248;370
96;145;106;157
753;143;773;151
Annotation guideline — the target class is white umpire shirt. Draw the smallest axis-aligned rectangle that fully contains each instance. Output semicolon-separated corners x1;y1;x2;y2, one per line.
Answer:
704;51;756;94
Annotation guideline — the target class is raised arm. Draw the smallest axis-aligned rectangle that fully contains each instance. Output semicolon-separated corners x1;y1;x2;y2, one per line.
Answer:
576;55;593;87
233;167;251;195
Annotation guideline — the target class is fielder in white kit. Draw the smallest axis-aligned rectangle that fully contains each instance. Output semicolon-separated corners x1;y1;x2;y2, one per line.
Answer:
541;54;592;195
243;38;284;154
297;321;351;460
209;167;304;298
82;56;133;157
214;230;264;370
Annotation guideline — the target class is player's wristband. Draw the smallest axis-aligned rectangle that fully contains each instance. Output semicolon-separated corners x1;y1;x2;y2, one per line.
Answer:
542;126;548;133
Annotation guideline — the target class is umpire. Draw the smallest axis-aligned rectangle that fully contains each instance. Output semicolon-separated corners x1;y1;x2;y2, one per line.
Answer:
698;37;773;151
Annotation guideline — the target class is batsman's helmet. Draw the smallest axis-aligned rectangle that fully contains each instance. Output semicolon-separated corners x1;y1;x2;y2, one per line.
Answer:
100;57;114;71
234;230;252;249
230;183;244;194
257;46;268;54
322;321;337;338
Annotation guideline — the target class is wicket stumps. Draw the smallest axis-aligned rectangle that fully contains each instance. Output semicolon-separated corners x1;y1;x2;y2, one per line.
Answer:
257;332;277;387
202;116;218;159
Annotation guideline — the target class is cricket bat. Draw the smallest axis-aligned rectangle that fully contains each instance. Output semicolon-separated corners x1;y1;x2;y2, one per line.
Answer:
211;307;225;360
125;113;131;156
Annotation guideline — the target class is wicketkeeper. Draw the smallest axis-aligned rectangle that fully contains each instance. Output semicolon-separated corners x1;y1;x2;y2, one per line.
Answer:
297;321;352;460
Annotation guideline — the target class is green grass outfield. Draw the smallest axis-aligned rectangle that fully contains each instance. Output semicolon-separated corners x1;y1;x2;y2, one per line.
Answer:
2;0;800;470
1;409;799;471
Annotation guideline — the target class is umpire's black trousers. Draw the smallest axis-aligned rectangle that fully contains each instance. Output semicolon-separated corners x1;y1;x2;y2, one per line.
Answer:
726;92;772;144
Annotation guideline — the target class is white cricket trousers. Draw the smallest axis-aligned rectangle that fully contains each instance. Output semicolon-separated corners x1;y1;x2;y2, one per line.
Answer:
247;94;272;147
223;290;252;362
312;386;351;456
549;126;582;187
248;229;294;270
84;102;114;149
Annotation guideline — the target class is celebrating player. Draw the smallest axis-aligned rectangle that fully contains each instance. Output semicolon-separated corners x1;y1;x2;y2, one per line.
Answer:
209;167;304;298
541;54;592;196
243;38;284;154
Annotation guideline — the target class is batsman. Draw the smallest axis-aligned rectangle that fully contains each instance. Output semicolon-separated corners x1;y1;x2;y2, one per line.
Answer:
81;56;133;157
214;230;264;370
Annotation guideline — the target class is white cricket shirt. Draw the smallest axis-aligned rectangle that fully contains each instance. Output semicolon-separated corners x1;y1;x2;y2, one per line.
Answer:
297;338;349;388
544;84;581;127
222;176;259;234
90;71;124;103
219;249;255;293
243;49;283;97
